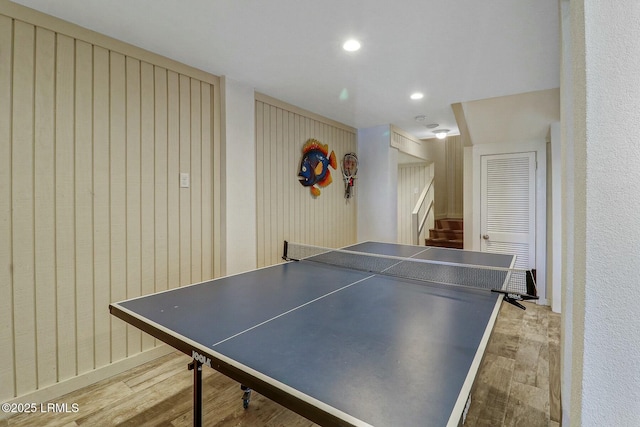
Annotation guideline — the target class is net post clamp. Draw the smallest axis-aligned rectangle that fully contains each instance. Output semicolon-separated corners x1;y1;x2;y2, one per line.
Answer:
491;289;539;310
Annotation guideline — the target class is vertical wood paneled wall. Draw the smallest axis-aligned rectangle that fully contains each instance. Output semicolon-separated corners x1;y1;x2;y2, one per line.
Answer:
390;125;429;159
397;163;434;245
428;139;448;219
424;135;464;219
445;135;464;218
255;95;357;267
0;8;219;401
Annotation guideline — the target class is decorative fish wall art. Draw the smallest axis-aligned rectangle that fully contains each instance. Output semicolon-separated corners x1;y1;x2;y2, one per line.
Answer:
298;139;337;197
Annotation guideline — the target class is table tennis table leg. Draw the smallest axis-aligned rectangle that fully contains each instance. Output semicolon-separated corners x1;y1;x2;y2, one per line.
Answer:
188;359;203;427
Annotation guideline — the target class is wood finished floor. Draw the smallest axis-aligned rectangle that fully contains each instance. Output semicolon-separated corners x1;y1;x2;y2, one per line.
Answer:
3;301;560;427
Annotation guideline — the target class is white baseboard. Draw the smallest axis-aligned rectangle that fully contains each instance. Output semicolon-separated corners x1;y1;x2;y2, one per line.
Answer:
0;345;174;421
535;298;549;307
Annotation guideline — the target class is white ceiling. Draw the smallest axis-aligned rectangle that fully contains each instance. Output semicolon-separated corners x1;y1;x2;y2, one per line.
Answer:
11;0;561;139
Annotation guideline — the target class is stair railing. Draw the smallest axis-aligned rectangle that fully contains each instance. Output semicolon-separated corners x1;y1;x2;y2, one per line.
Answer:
411;177;435;245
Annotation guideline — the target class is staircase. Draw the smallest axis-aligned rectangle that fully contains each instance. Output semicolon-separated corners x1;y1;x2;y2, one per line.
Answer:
426;218;463;249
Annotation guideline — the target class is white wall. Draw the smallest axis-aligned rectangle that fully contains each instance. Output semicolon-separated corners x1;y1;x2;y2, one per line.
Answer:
559;0;575;423
357;125;398;243
566;1;640;425
221;77;257;275
549;122;561;314
462;88;560;146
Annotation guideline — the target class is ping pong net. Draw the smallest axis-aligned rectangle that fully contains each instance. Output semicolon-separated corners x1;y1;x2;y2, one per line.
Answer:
283;241;538;310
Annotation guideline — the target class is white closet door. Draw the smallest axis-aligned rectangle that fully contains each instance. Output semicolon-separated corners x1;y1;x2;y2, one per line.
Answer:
480;152;536;269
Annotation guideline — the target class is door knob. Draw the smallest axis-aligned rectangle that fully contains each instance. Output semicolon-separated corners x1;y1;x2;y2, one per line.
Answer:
482;234;490;240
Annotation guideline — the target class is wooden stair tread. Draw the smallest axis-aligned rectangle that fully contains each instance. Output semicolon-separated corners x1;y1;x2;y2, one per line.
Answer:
426;218;464;249
434;218;463;231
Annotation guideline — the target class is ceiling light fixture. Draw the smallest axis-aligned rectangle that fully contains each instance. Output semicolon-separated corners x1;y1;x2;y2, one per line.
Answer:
414;115;427;122
343;39;361;52
433;129;450;139
410;92;424;100
425;123;439;129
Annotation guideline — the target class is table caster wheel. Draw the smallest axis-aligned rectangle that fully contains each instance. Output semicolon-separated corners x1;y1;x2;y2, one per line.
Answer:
240;385;252;409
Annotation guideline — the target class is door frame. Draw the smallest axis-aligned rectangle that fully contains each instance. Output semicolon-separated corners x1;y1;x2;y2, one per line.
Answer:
463;140;547;304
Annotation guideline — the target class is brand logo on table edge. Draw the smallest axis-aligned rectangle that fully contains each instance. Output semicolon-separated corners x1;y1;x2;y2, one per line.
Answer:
192;350;212;367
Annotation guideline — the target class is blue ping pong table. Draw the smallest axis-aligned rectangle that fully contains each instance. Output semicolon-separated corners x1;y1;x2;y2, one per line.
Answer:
109;241;522;427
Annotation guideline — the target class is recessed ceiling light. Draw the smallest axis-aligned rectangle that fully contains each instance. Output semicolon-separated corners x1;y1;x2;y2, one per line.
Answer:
343;39;361;52
410;92;424;100
414;115;427;122
426;123;439;129
433;129;450;139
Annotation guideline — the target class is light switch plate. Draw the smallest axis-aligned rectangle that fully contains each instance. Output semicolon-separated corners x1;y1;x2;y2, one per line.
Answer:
180;172;190;188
